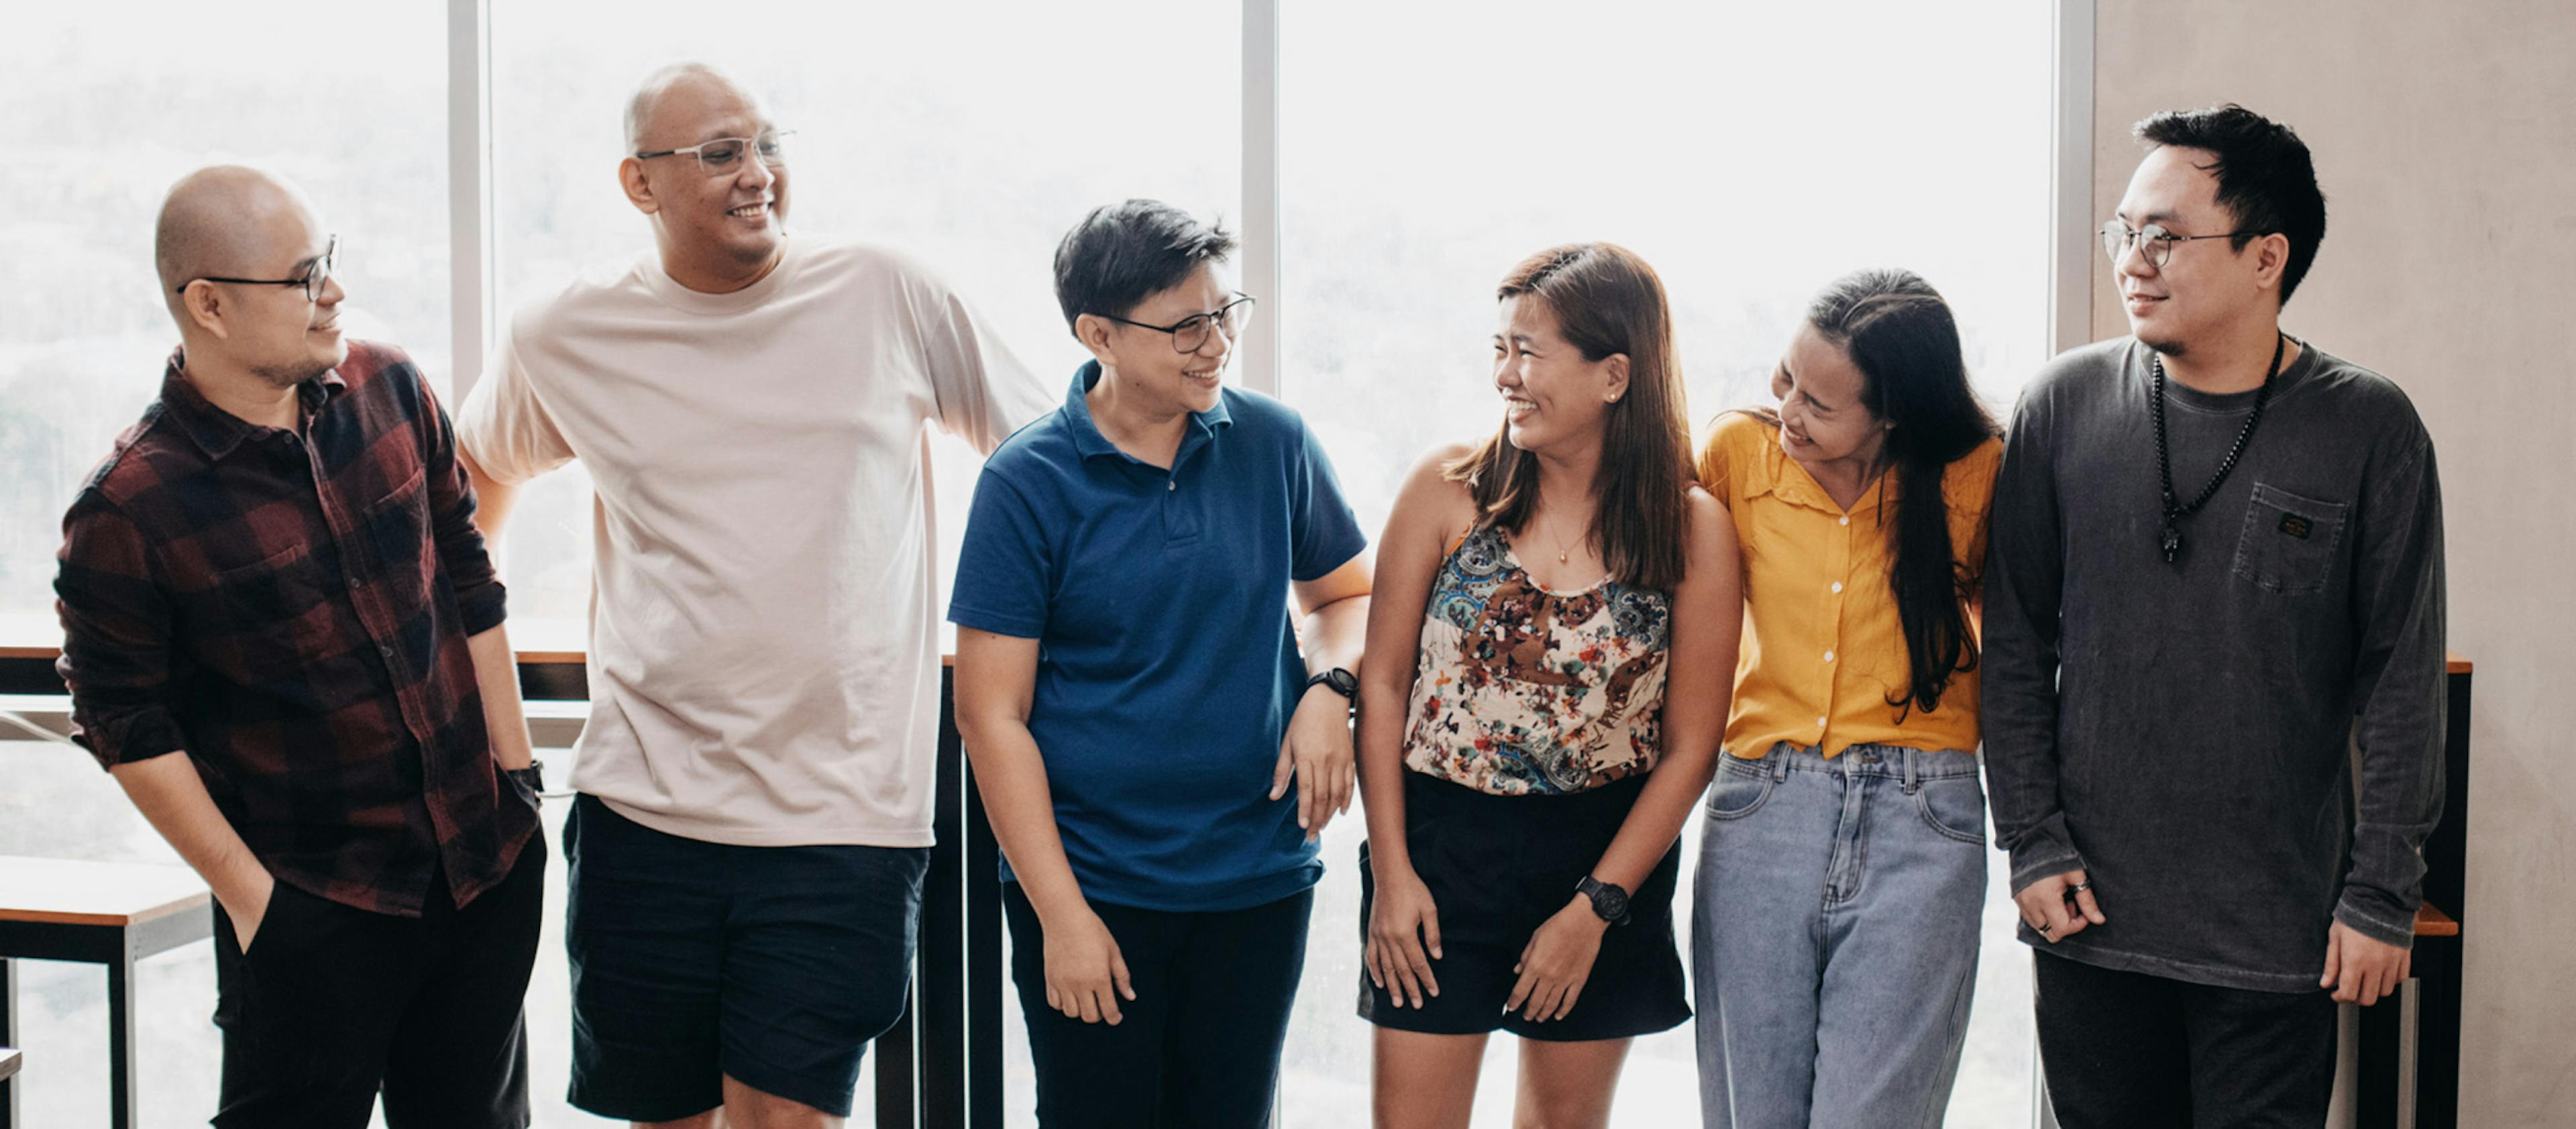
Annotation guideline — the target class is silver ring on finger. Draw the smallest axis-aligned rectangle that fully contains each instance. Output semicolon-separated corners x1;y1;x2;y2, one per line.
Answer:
2036;922;2055;934
2068;881;2091;894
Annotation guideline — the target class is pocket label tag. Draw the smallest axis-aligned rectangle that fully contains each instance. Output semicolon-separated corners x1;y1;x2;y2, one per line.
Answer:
2278;513;2314;539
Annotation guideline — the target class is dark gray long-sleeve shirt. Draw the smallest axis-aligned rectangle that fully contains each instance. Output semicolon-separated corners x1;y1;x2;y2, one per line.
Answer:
1982;336;2446;993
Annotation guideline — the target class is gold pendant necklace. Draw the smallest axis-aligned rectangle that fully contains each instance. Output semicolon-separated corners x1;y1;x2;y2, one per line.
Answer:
1546;510;1580;564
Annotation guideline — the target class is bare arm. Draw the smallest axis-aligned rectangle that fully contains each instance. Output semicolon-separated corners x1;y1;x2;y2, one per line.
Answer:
953;627;1133;1024
467;625;534;772
110;754;276;945
1271;554;1375;838
1505;489;1741;1022
1583;488;1740;892
1356;448;1476;1007
1293;557;1373;676
953;629;1084;922
461;447;523;547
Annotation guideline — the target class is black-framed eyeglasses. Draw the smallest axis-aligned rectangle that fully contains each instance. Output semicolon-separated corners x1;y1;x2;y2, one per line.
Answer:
1101;294;1256;354
635;129;795;176
2101;220;2265;270
176;234;338;303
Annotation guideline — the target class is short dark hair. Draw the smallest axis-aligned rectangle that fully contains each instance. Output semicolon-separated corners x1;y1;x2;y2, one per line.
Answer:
2133;104;2328;303
1052;199;1237;335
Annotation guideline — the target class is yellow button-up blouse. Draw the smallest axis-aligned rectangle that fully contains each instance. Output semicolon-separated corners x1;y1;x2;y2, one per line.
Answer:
1697;411;2004;759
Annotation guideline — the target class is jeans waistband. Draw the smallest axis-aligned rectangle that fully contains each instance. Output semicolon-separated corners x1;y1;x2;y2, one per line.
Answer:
1731;742;1980;788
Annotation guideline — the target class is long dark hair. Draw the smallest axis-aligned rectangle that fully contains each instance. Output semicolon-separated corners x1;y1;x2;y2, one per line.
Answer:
1444;243;1693;592
1805;269;2000;717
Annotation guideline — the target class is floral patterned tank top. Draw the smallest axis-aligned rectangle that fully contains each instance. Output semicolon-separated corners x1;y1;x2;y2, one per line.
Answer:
1401;524;1674;796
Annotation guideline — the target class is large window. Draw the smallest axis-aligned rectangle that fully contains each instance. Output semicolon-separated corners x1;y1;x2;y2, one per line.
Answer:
486;2;1239;625
3;3;2056;1125
1274;1;2053;1122
0;2;451;627
0;5;450;1124
486;5;1240;1124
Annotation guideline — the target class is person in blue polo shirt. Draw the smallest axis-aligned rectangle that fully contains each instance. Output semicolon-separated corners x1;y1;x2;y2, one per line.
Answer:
949;199;1373;1128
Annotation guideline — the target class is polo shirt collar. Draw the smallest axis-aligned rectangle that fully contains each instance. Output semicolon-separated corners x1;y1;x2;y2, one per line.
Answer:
159;346;345;461
1062;360;1233;464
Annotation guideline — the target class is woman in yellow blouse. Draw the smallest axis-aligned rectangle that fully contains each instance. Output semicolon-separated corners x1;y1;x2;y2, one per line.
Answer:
1690;269;2002;1128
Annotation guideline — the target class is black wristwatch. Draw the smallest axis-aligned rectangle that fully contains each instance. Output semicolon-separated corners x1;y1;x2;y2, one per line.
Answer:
1576;875;1632;926
1304;667;1358;704
506;759;546;806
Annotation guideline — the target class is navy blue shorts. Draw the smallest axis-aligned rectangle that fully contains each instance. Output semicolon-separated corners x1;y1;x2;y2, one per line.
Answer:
563;794;927;1120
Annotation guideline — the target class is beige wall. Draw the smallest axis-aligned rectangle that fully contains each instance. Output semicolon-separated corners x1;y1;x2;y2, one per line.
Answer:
2087;1;2576;1123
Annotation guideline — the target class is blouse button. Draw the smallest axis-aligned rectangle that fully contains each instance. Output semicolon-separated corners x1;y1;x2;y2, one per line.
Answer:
1838;515;1851;527
1824;650;1836;663
1167;480;1177;492
1830;581;1844;594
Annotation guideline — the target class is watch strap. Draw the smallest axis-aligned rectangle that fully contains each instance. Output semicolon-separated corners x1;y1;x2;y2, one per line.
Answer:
1576;874;1633;926
1304;667;1358;702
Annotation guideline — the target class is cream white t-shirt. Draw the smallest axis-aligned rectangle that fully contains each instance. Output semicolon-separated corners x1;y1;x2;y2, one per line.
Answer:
458;238;1051;846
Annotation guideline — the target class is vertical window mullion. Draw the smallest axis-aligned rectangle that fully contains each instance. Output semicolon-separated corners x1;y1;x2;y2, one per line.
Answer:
1242;0;1283;398
447;0;495;398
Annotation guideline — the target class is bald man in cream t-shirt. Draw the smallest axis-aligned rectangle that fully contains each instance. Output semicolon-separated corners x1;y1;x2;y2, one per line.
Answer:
457;64;1051;1126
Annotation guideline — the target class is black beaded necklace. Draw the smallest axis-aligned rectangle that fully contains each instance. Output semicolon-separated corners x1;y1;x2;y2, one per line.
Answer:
2151;333;2286;563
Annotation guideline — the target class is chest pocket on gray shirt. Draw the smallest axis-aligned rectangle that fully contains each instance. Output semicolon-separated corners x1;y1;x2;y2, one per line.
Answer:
2231;482;2349;596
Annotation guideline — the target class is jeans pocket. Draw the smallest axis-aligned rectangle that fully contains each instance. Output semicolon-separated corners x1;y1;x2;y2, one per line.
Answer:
1913;775;1988;845
1703;755;1777;820
2231;482;2349;596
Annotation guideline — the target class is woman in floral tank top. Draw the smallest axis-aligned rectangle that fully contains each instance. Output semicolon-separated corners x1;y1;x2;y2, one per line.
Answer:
1354;242;1741;1126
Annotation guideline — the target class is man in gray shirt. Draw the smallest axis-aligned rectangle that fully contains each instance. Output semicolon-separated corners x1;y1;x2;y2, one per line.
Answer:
1984;104;2445;1126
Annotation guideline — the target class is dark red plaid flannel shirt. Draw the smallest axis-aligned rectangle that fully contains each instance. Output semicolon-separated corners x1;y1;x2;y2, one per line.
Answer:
55;341;536;917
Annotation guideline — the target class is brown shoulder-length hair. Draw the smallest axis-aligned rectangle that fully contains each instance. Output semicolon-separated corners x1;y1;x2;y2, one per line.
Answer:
1443;243;1694;592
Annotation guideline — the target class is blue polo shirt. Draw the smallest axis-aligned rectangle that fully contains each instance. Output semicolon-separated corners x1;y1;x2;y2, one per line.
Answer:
949;361;1367;912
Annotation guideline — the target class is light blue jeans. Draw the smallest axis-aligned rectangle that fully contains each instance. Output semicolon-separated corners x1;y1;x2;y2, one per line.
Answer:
1692;742;1987;1128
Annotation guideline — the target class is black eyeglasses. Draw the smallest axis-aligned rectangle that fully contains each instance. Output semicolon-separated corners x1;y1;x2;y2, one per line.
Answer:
2100;221;2265;270
1101;294;1256;354
635;129;795;176
176;234;338;303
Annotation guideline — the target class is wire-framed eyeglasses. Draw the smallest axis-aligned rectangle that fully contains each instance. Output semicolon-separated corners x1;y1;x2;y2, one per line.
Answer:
1101;294;1257;354
635;129;795;176
2100;220;2265;270
175;234;338;303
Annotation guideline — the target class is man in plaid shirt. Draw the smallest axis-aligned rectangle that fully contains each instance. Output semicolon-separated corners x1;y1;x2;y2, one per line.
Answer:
53;165;545;1129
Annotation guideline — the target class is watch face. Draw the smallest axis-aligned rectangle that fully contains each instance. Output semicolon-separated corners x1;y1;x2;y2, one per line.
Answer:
1597;887;1629;919
1582;877;1629;922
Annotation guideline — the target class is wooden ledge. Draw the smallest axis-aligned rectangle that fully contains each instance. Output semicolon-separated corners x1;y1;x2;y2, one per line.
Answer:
0;856;210;928
2447;651;2472;675
2416;902;2459;938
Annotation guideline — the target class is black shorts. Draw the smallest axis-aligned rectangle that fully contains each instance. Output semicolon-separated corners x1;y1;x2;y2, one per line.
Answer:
563;795;928;1120
1358;769;1689;1042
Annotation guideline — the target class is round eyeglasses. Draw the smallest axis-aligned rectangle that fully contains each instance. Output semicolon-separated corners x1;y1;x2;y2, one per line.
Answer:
2100;220;2264;270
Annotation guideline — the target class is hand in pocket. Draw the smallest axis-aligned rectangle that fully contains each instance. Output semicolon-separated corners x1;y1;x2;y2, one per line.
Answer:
229;871;281;955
